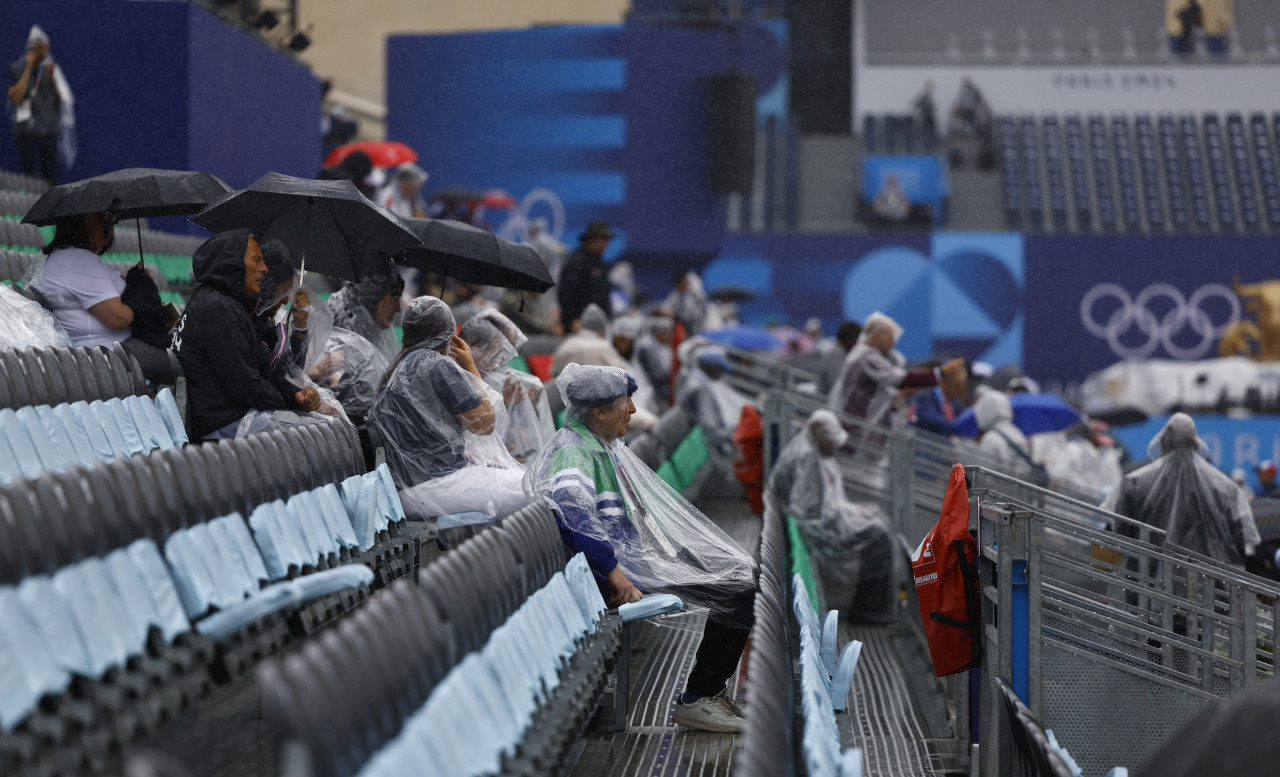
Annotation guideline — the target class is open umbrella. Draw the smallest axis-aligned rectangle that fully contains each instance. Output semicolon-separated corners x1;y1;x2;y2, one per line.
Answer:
710;286;757;303
428;186;484;205
323;140;418;170
952;391;1085;438
22;167;232;267
701;325;784;352
396;217;553;292
191;172;421;283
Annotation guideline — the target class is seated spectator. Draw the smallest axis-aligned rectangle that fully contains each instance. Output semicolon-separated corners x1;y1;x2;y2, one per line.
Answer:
376;163;428;219
612;314;660;417
460;309;554;460
369;296;530;519
307;328;389;425
678;346;748;457
1104;413;1258;569
816;320;861;397
1258;461;1280;498
35;211;178;382
829;311;964;456
526;363;757;732
551;303;629;375
253;238;310;383
328;258;404;361
974;389;1032;466
766;410;896;621
171;230;321;439
912;359;968;437
448;282;493;328
633;315;675;407
662;270;710;335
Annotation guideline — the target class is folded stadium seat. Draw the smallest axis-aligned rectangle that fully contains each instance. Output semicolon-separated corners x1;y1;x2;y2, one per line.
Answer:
124;395;176;451
23;347;68;407
136;454;192;536
70;348;106;403
249;501;307;581
0;350;37;408
671;425;710;487
184;444;237;519
110;342;148;397
212;439;262;517
0;409;50;481
152;387;186;445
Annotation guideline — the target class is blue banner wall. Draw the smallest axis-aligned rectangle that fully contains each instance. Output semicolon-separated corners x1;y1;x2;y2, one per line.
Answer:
1023;234;1280;384
0;2;320;196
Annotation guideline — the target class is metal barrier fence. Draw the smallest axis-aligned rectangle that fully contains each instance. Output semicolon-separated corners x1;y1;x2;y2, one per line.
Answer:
968;466;1280;777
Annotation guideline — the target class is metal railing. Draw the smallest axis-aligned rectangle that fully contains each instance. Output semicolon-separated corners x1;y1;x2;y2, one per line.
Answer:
969;466;1280;777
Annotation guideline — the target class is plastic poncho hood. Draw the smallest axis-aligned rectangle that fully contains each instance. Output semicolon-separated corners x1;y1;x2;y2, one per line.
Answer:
558;363;636;418
193;229;256;311
460;310;524;374
329;258;403;359
973;390;1012;431
381;296;456;390
524;416;757;627
580;303;610;336
1103;413;1259;567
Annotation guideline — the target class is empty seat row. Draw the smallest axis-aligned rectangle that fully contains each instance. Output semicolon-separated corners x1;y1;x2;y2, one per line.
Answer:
0;250;39;283
260;498;618;777
0;219;43;249
793;577;864;777
0;170;49;195
0;345;147;410
0;390;186;486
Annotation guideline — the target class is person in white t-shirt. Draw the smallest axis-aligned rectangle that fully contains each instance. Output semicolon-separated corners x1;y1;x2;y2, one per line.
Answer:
35;210;177;381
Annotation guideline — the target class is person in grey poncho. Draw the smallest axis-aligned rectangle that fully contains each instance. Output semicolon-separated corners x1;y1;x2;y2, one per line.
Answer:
327;258;404;361
1103;413;1259;569
525;363;757;733
767;409;897;622
459;309;554;460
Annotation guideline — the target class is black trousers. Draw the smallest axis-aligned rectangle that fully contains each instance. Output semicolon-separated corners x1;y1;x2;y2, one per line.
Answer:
682;583;756;698
15;133;58;184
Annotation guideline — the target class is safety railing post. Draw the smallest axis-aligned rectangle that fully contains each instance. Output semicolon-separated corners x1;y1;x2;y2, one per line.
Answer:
889;431;914;538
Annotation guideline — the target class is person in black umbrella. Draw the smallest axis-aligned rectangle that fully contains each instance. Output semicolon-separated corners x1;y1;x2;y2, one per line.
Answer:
33;211;177;382
171;230;321;440
253;238;311;383
558;220;614;331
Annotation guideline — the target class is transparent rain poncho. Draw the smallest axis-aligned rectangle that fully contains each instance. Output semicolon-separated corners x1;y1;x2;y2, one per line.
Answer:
677;348;751;456
1103;413;1260;567
0;284;72;349
974;390;1031;465
369;297;508;487
460;310;553;460
766;410;896;608
328;258;402;361
307;327;390;424
524;363;758;627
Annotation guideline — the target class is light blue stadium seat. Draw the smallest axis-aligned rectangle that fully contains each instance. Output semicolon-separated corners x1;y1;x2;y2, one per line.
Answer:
21;405;76;473
165;527;221;618
104;397;148;456
37;404;97;468
209;514;269;590
822;609;839;675
250;500;308;580
274;497;321;569
315;484;358;550
126;394;175;450
153;387;188;446
105;547;166;650
373;464;405;523
339;472;382;551
87;400;132;459
126;538;191;642
287;491;336;564
0;408;47;480
563;553;607;628
190;520;257;609
0;586;70;733
618;593;684;623
290;564;372;601
52;559;135;678
460;652;521;763
194;583;298;642
0;436;20;486
64;401;117;462
16;575;94;678
482;622;540;734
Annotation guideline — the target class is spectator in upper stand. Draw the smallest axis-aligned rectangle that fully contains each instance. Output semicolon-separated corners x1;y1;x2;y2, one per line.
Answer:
526;217;567;285
34;211;178;383
551;303;629;376
253;239;310;383
816;321;862;397
611;314;660;418
327;258;404;361
1257;461;1280;498
171;230;321;440
1104;413;1259;570
8;25;72;184
558;220;614;330
974;389;1031;465
369;296;531;519
662;269;710;336
634;315;675;407
829;312;965;431
679;346;749;458
460;309;554;461
377;163;428;219
448;282;493;328
912;358;969;437
317;150;376;197
912;80;937;143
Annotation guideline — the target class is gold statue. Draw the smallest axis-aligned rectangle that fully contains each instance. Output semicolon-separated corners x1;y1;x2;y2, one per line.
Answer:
1219;274;1280;360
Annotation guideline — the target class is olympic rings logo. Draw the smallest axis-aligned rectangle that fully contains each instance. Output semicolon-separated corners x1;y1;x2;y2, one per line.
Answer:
1079;282;1240;360
496;188;567;244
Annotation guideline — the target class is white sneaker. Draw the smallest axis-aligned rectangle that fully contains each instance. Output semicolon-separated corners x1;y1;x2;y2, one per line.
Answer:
672;690;745;733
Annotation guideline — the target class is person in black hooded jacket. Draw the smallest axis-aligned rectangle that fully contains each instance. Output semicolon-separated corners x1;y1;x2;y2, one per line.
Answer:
171;229;320;439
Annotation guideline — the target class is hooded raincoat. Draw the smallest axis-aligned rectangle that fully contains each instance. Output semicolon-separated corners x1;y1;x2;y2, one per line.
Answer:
460;310;553;459
766;410;896;614
171;230;303;438
1103;414;1260;567
525;364;757;627
974;390;1032;466
328;259;402;361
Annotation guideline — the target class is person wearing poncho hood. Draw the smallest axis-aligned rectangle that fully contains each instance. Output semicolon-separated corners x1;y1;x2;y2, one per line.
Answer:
369;296;531;520
327;258;404;361
526;363;758;733
1103;413;1260;569
171;230;321;439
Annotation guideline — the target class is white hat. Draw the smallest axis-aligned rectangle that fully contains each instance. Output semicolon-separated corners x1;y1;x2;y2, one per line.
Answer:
27;25;49;50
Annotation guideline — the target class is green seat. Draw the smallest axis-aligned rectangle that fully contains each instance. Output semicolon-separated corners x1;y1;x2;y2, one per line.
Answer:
670;425;709;487
656;460;683;491
159;290;186;306
787;516;820;615
508;355;530;374
555;408;566;429
154;254;193;283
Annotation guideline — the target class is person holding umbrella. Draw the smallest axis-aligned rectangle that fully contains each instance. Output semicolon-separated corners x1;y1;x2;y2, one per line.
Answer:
33;210;177;382
171;230;321;440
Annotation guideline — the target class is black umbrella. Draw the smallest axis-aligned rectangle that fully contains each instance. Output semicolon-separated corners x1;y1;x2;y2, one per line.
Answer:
191;172;421;282
427;186;484;205
21;167;231;226
711;286;756;303
397;217;553;293
1090;406;1149;428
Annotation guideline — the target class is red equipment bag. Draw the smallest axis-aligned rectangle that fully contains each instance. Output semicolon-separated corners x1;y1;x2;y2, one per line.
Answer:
732;405;764;515
912;463;982;677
